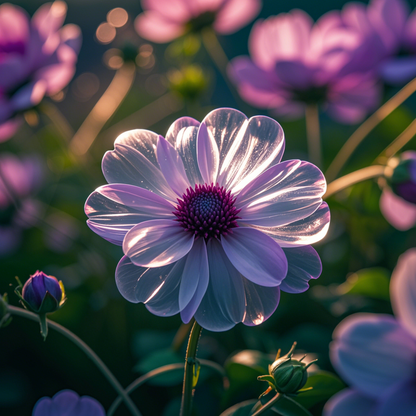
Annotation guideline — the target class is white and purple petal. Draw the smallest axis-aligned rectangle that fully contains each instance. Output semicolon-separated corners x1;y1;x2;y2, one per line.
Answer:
324;389;377;416
376;380;416;416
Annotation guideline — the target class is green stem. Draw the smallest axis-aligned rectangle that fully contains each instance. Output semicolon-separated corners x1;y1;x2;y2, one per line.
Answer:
172;319;194;353
305;105;322;168
325;76;416;182
180;321;203;416
251;392;281;416
324;165;386;199
7;306;142;416
39;101;75;142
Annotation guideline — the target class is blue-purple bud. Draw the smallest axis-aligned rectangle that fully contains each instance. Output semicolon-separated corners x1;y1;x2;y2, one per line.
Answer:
21;271;64;314
388;156;416;204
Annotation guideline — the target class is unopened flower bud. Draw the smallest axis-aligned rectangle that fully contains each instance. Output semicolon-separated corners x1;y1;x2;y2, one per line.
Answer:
386;154;416;204
168;65;208;101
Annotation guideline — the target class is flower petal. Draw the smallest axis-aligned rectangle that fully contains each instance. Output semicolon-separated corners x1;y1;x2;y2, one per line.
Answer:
390;248;416;339
135;11;184;43
237;160;326;227
197;122;219;185
11;80;46;111
102;129;177;202
380;189;416;231
85;184;175;245
123;219;194;267
222;227;288;287
194;239;245;331
330;313;416;399
165;116;200;145
242;278;280;326
376;380;416;416
74;397;105;416
280;246;322;293
157;135;190;196
253;202;330;247
201;108;285;193
380;57;416;85
324;389;377;416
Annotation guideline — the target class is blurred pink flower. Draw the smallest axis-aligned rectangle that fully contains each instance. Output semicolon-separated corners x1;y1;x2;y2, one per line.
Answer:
229;9;382;124
135;0;261;43
0;1;81;141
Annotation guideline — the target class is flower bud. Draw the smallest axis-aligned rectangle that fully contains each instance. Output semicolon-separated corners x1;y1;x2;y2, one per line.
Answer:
168;65;208;101
386;154;416;204
21;271;65;314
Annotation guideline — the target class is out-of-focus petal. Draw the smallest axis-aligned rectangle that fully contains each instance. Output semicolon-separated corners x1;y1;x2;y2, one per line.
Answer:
197;122;219;185
11;80;46;111
242;278;280;326
274;60;316;89
254;202;330;247
324;389;377;416
141;0;191;23
279;246;322;293
380;57;416;85
380;189;416;231
221;227;288;287
214;0;261;35
85;184;175;245
201;108;285;193
123;219;194;267
34;62;75;95
331;313;416;399
390;248;416;339
376;380;416;416
237;160;326;227
0;3;29;45
32;1;67;39
0;117;21;143
60;23;82;55
194;238;245;331
135;11;184;43
404;8;416;52
157;136;190;196
102;129;177;203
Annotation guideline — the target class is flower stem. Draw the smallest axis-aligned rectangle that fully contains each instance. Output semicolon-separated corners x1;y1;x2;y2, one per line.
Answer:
7;305;142;416
172;319;194;353
180;321;202;416
305;105;322;168
325;76;416;182
40;101;75;142
251;392;281;416
324;165;386;199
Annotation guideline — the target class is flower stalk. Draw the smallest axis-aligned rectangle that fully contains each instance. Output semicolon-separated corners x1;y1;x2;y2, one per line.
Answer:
305;105;322;168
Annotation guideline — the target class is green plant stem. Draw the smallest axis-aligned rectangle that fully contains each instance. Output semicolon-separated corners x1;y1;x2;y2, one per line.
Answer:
180;321;203;416
172;318;194;353
305;105;322;168
325;76;416;182
40;101;75;142
7;306;142;416
108;359;227;416
251;393;281;416
324;165;386;199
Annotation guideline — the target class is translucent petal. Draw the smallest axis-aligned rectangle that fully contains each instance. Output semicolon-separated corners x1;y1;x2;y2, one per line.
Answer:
85;184;175;244
102;129;176;202
194;239;245;331
324;389;377;416
201;108;285;193
156;136;190;196
390;248;416;338
242;278;280;326
237;160;326;227
280;246;322;293
197;122;219;185
222;227;288;287
165;116;200;145
123;219;194;267
331;313;416;399
253;202;330;247
376;380;416;416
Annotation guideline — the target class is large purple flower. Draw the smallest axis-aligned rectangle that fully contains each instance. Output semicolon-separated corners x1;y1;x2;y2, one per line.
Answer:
135;0;261;43
229;10;381;124
325;248;416;416
0;1;81;141
32;390;105;416
85;108;330;331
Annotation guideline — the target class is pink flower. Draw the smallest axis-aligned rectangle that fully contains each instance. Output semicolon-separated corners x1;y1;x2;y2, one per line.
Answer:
0;1;81;141
135;0;261;43
85;108;330;331
229;9;382;124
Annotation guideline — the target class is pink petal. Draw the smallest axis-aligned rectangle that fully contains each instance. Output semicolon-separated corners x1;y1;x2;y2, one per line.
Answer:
135;11;184;43
0;3;29;49
390;248;416;339
379;189;416;230
166;116;200;146
197;122;219;185
221;227;288;287
123;219;194;267
60;23;82;55
141;0;192;23
274;60;316;90
34;63;75;95
32;1;67;39
0;118;21;142
11;80;47;111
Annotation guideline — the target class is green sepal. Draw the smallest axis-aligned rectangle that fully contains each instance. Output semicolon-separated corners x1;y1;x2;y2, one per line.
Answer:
258;375;276;386
38;292;60;314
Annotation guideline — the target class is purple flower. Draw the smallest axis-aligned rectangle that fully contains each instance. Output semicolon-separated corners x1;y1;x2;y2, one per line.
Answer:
229;10;381;124
135;0;261;43
32;390;105;416
85;108;330;331
380;151;416;231
0;1;81;141
325;248;416;416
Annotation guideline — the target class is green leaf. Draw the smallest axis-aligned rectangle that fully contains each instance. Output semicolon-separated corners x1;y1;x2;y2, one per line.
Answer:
270;395;312;416
220;400;266;416
338;268;390;301
294;371;345;409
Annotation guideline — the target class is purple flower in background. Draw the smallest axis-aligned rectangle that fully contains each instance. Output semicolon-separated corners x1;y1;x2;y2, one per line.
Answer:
229;9;381;124
135;0;261;43
0;1;81;141
32;390;105;416
380;151;416;230
0;153;43;256
325;248;416;416
85;108;330;331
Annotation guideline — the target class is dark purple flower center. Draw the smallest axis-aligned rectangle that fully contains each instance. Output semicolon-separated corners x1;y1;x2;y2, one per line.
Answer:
173;183;240;240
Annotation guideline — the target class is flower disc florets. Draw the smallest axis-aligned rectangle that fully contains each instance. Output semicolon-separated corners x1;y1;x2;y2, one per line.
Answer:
173;183;241;240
